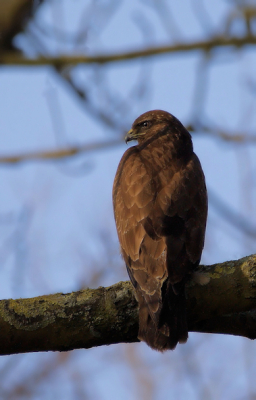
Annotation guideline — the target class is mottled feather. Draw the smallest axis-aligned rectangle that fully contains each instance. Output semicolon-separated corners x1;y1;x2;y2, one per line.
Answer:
113;110;207;351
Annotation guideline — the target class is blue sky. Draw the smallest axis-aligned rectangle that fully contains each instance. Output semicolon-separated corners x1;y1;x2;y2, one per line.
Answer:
0;1;256;399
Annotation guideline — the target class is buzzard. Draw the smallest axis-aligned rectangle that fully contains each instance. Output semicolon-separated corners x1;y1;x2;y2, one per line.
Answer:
113;110;207;351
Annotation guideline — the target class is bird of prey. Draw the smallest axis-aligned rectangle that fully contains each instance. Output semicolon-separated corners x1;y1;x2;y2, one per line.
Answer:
113;110;207;351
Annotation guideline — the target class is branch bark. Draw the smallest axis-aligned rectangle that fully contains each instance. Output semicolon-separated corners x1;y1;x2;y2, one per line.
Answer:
1;254;256;356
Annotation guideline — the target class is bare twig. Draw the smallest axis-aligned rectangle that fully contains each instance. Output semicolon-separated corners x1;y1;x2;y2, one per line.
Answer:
188;124;256;143
1;124;256;165
1;35;256;67
0;124;256;164
208;188;256;238
0;139;123;164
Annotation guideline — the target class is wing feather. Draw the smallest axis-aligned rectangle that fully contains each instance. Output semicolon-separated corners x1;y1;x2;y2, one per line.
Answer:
113;131;207;351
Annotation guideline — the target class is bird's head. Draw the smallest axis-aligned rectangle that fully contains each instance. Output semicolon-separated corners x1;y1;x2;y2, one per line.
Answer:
125;110;176;144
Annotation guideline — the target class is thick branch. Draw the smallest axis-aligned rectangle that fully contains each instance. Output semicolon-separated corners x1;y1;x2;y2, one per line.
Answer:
1;254;256;356
1;35;256;67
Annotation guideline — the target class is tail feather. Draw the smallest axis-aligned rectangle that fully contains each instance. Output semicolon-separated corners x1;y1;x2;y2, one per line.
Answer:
137;282;188;351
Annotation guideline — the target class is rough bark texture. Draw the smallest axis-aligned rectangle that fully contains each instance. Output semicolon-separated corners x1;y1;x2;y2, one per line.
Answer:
1;254;256;356
0;282;139;356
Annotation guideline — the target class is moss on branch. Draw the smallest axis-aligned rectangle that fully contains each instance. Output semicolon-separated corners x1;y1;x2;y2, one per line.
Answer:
1;254;256;356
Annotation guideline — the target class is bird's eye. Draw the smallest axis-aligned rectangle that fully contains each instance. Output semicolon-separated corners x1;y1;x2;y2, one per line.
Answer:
137;121;149;128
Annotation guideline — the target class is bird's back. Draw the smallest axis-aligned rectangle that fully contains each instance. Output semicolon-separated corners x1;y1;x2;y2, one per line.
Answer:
113;116;207;351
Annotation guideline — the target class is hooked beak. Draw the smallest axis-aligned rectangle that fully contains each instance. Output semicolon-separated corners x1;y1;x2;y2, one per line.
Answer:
125;129;134;144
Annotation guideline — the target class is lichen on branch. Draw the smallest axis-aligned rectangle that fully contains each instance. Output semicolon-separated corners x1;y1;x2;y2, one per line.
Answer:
0;254;256;356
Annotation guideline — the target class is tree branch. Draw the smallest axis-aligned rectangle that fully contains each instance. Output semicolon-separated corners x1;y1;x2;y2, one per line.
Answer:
1;35;256;67
1;127;255;165
0;0;40;50
0;139;123;165
1;254;256;356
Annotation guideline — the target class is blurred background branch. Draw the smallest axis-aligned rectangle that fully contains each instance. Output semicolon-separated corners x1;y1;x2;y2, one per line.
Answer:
1;0;256;399
1;34;256;66
0;125;255;165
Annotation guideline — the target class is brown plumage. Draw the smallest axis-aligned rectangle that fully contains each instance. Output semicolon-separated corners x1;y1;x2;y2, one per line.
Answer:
113;110;207;351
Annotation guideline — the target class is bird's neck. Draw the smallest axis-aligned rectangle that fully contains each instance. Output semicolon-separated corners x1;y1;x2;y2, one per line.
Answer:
138;128;193;167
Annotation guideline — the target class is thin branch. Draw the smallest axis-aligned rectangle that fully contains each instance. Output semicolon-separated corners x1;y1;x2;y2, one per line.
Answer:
1;35;256;67
1;254;256;356
0;139;123;165
1;124;256;165
188;124;256;143
208;188;256;238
